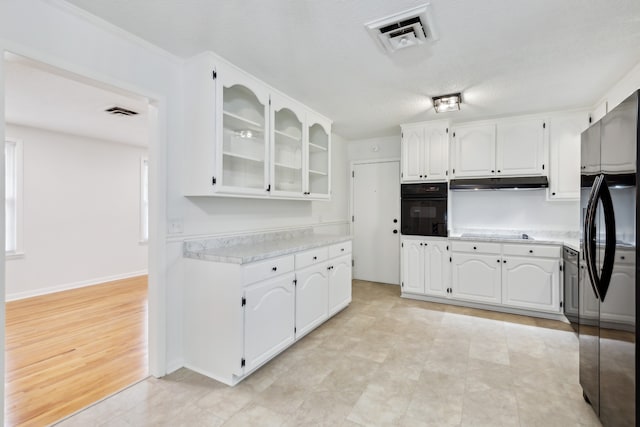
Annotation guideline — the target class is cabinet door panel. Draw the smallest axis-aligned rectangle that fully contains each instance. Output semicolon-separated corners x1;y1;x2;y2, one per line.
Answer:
296;263;329;338
425;125;449;181
549;113;588;200
453;125;496;177
307;113;331;198
402;127;424;181
496;119;544;176
425;241;449;297
402;239;424;294
244;273;295;371
502;257;559;312
451;253;501;303
270;93;304;197
329;255;352;315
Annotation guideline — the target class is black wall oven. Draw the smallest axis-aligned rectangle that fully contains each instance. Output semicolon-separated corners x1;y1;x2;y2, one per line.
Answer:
401;183;448;237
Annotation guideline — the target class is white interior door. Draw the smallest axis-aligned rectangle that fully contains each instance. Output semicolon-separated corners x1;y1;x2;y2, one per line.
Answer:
352;161;400;285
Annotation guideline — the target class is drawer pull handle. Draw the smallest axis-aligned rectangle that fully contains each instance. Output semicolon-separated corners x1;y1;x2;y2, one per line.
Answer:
621;256;625;260
529;250;533;253
272;267;277;271
341;248;345;252
313;256;317;260
473;246;477;250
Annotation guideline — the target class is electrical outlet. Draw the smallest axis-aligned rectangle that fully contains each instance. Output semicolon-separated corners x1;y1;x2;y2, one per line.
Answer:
168;219;183;234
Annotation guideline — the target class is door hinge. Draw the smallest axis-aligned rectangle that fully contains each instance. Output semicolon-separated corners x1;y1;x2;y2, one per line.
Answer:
212;176;217;186
212;69;217;80
452;168;455;174
293;279;297;286
352;215;355;222
241;358;245;368
266;184;271;192
543;122;546;129
352;259;354;267
241;297;246;306
294;326;297;333
446;245;449;250
446;128;449;134
401;132;403;139
542;164;545;170
401;172;403;178
269;97;271;106
453;132;456;137
560;301;563;308
352;171;355;178
449;257;452;262
589;116;593;124
560;265;563;272
445;170;448;176
401;242;404;248
401;281;404;287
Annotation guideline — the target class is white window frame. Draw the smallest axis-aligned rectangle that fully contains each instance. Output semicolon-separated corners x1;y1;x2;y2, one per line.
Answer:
6;138;24;259
140;157;149;243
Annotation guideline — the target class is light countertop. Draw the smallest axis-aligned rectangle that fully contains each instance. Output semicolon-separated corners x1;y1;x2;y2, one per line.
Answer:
184;229;351;264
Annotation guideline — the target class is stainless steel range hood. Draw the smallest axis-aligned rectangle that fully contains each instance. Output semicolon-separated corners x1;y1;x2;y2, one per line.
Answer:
449;176;549;190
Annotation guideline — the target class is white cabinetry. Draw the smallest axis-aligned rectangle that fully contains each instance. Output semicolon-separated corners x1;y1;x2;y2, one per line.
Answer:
183;238;351;385
400;121;449;182
501;244;561;312
447;240;562;314
548;112;589;200
244;273;296;371
451;252;502;304
401;237;449;297
451;118;546;178
451;124;496;177
183;52;331;199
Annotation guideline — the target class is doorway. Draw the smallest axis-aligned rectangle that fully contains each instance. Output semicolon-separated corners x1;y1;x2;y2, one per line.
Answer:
3;53;153;425
351;160;401;285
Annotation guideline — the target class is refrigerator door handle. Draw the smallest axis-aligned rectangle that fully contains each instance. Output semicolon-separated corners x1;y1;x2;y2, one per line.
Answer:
584;174;603;299
597;176;616;302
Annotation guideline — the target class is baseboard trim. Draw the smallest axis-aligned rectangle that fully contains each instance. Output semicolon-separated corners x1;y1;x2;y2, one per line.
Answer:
165;359;185;376
6;270;149;301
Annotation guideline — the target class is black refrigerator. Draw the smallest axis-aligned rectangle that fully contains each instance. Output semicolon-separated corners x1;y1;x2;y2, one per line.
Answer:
580;90;638;426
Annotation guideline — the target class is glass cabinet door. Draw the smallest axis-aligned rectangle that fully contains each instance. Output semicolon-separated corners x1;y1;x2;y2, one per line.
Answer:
219;74;270;194
271;98;304;196
307;119;330;198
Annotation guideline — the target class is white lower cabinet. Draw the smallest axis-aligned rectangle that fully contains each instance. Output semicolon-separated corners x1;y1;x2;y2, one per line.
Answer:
244;273;296;371
451;252;502;304
295;262;329;338
328;254;353;315
183;239;352;386
403;238;564;317
401;237;449;297
501;256;559;312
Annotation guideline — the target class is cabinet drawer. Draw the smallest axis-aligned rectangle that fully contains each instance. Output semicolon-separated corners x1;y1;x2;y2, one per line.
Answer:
295;247;329;269
451;241;501;255
243;255;295;285
329;241;352;258
503;244;560;258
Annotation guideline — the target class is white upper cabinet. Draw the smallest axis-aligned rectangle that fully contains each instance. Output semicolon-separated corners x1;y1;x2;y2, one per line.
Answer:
496;118;545;176
183;52;331;200
401;121;449;182
548;112;589;200
451;124;496;177
452;118;547;179
306;113;331;199
219;67;271;195
270;93;305;197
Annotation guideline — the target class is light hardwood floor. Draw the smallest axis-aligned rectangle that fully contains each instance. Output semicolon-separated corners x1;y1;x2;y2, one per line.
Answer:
5;276;148;427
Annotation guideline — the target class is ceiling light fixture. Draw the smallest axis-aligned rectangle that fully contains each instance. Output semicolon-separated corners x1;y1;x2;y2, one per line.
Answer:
432;93;462;113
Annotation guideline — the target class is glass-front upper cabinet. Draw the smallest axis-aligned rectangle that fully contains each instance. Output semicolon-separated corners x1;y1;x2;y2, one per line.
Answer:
270;94;304;197
306;113;331;199
217;67;270;195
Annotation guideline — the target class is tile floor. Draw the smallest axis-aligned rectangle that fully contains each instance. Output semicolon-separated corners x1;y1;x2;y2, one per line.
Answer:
55;280;601;426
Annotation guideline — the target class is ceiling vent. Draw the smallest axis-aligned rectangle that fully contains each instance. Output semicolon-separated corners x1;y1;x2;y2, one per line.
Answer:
105;106;139;116
365;4;438;54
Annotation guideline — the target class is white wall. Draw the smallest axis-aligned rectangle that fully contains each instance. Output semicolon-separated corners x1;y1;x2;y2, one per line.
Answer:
450;190;579;233
5;124;148;300
0;0;351;383
347;135;400;161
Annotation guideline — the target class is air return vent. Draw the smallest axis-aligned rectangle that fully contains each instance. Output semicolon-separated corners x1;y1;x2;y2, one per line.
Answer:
365;4;438;53
105;106;139;116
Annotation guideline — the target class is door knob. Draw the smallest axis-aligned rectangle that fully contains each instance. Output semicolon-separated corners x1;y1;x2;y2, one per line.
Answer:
393;230;398;234
393;219;398;223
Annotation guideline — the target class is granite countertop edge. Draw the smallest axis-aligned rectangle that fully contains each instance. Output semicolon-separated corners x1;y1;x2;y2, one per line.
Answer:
448;235;566;246
184;234;352;264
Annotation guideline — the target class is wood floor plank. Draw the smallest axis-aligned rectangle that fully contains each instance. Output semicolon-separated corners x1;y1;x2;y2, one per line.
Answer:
4;276;148;426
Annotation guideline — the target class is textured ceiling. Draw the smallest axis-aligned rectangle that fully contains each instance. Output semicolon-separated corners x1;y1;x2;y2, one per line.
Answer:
63;0;640;140
4;55;149;147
